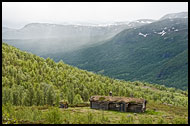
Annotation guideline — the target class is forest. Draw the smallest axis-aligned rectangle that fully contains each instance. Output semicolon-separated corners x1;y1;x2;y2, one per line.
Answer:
2;43;188;124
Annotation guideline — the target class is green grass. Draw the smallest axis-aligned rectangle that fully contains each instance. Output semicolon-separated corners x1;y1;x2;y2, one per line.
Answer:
2;102;188;124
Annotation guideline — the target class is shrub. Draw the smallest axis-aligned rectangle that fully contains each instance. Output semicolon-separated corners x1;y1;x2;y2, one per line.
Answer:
44;107;63;124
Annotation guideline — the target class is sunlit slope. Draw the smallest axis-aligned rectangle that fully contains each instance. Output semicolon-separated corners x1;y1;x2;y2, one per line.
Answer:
2;43;188;107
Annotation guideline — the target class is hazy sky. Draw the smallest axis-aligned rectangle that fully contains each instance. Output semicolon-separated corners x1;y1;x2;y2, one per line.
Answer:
2;2;188;29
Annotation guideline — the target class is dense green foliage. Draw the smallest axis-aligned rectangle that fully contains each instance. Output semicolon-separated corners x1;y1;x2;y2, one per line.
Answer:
2;43;188;124
50;18;188;90
2;42;188;107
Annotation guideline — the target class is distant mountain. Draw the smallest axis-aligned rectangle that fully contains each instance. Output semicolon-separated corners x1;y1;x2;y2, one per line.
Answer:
160;12;188;20
2;12;188;90
113;19;155;26
3;20;154;39
59;17;188;90
2;20;152;55
2;27;16;33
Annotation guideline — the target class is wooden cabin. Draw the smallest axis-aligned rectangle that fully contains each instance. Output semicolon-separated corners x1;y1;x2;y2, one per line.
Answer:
59;100;68;108
89;96;147;113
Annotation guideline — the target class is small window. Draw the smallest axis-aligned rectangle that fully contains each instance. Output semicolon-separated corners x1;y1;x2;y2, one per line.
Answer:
116;104;120;108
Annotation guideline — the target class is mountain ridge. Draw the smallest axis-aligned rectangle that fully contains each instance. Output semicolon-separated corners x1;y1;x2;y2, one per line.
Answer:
2;12;188;90
58;18;188;90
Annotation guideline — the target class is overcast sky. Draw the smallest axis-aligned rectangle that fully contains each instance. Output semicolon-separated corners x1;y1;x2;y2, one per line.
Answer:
2;2;188;29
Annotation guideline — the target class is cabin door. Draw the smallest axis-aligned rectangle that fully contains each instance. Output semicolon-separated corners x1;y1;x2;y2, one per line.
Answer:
120;103;125;112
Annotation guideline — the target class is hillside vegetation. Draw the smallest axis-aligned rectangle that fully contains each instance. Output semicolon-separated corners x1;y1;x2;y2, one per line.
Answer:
2;43;188;124
57;18;188;90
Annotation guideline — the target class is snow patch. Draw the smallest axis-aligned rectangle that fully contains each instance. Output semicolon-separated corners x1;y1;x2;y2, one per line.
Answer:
138;32;148;37
174;29;179;32
146;21;152;23
157;30;166;36
164;37;168;40
135;20;152;24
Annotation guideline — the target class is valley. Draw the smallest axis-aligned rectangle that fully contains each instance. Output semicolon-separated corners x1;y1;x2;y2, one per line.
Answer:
2;12;188;90
2;5;188;124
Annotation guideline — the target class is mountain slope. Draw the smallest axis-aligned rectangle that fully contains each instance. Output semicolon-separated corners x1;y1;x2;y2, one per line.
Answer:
160;12;188;20
2;20;152;56
2;42;188;106
2;42;189;124
58;18;188;90
2;43;188;124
